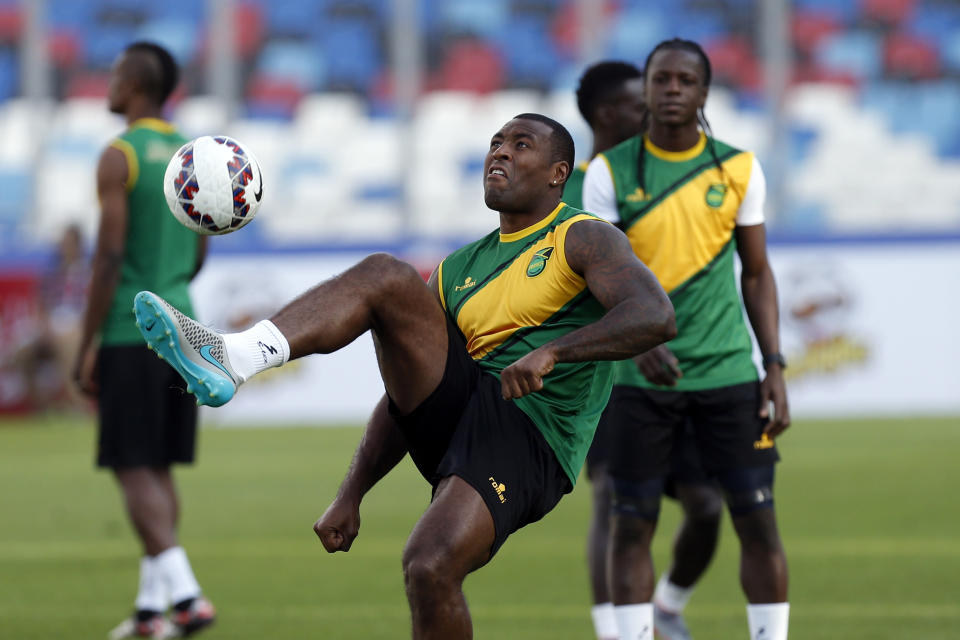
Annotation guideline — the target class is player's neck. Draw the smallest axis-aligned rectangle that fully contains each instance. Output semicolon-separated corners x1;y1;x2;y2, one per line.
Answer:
498;199;562;235
646;123;700;152
592;129;627;158
125;100;165;126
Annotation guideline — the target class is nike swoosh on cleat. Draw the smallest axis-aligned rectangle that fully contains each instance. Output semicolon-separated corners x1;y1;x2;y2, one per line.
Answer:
144;320;156;331
199;345;233;380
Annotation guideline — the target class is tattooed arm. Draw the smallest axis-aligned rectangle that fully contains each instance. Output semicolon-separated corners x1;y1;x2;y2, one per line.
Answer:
500;219;676;399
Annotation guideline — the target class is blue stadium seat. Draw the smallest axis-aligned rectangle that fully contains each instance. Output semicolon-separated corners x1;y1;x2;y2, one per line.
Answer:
609;10;671;64
907;4;960;43
794;0;858;23
862;81;960;158
265;0;321;38
135;18;198;65
257;40;327;91
317;19;381;91
47;0;94;29
84;25;138;68
496;16;561;87
0;168;29;227
815;31;883;79
438;0;507;39
150;0;206;21
0;49;16;101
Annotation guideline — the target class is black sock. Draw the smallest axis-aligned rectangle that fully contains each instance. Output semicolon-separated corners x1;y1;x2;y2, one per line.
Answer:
136;609;160;622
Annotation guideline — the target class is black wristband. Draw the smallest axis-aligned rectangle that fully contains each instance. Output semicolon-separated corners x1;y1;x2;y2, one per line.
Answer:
762;352;787;370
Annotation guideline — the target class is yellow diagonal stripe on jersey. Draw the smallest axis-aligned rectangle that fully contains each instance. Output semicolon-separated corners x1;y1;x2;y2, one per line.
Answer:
625;151;753;293
456;216;591;360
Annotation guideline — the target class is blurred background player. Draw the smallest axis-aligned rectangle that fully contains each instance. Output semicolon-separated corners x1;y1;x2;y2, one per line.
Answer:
72;41;214;639
12;223;90;413
572;60;725;640
568;60;646;640
129;113;677;640
584;39;791;640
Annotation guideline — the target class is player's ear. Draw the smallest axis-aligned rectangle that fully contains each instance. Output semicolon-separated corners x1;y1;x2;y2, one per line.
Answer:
551;160;570;188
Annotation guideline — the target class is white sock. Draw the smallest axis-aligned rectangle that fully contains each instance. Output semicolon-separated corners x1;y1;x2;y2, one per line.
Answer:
134;556;167;613
591;602;618;640
155;546;201;606
747;602;789;640
653;572;694;613
222;319;290;383
613;603;654;640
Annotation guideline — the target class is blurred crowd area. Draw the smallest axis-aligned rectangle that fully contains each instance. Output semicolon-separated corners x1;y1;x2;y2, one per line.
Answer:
1;0;960;252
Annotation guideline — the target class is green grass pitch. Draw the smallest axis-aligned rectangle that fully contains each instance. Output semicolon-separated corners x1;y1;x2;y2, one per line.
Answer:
1;415;958;639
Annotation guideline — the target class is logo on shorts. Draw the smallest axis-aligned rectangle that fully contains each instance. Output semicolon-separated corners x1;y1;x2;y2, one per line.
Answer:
488;476;507;503
526;247;554;277
753;433;775;450
455;276;476;292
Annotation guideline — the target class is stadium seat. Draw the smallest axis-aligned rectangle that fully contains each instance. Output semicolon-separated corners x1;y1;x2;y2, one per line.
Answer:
793;0;858;23
705;35;761;90
814;31;883;80
64;72;111;99
883;31;939;79
437;0;507;39
245;75;306;120
256;40;326;91
135;18;199;66
317;19;381;92
47;30;81;68
262;0;320;38
942;31;960;74
861;0;916;27
608;10;669;64
0;49;15;101
0;3;20;41
83;25;137;69
496;16;562;88
433;38;504;93
791;9;841;57
173;96;230;139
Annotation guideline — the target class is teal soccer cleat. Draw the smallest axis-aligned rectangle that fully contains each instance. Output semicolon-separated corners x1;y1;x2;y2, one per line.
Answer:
654;603;693;640
133;291;238;407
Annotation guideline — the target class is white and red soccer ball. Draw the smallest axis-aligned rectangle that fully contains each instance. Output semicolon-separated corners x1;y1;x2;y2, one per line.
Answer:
163;135;263;235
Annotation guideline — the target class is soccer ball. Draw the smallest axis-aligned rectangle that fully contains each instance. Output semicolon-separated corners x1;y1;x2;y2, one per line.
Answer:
163;135;263;235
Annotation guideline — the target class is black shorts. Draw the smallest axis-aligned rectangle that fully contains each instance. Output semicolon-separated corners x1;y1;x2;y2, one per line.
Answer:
388;318;571;556
97;345;198;469
661;420;714;498
607;381;779;483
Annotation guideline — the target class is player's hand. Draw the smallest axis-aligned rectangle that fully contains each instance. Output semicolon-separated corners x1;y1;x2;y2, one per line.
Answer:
313;496;361;553
633;344;682;386
72;343;99;397
500;347;557;400
759;365;790;438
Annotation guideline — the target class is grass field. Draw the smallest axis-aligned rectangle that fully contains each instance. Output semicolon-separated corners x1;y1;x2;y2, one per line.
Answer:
1;415;958;639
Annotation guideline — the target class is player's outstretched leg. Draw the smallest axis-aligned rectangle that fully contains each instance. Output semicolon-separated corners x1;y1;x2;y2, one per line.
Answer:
133;291;240;407
135;254;448;412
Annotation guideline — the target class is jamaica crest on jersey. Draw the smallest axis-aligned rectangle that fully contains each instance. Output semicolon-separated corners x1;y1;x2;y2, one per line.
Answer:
526;247;555;277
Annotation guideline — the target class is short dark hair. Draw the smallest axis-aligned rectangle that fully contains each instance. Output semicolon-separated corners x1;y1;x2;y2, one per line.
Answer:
576;61;643;127
512;112;575;172
124;41;179;105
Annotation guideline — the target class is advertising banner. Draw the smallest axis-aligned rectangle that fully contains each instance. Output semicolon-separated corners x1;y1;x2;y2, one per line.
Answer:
190;239;960;425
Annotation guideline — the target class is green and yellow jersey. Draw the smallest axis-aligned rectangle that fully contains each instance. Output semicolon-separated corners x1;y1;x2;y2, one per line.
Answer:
102;118;197;346
438;203;614;485
561;161;589;209
584;132;766;391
